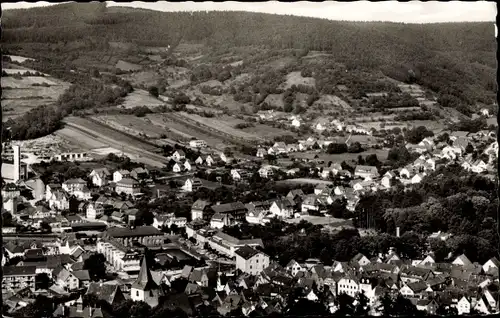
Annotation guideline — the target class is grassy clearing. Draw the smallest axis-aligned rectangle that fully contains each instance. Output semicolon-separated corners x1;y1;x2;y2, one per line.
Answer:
281;71;316;89
312;94;352;111
177;113;261;140
6;55;35;63
119;89;165;109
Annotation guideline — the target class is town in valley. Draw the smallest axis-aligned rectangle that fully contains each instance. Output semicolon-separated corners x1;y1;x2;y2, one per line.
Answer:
1;2;498;318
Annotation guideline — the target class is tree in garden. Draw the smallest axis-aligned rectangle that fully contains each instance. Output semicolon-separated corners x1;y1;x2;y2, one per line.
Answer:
35;273;51;290
84;253;107;281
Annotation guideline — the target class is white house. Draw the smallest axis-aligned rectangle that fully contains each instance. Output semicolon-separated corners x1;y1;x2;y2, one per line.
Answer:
210;213;234;229
285;260;306;277
195;156;204;165
184;160;192;171
411;173;424;184
256;148;267;158
86;203;104;220
45;184;62;202
351;253;371;266
205;155;215;166
235;245;270;276
172;150;186;161
182;178;202;193
381;176;392;189
471;160;488;173
483;257;500;275
452;254;473;267
291;117;301;128
457;296;472;315
113;170;131;183
172;163;182;173
269;199;293;219
258;166;274;179
89;168;111;187
337;277;359;298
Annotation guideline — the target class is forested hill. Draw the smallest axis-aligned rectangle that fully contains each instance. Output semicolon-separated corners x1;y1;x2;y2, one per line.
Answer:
2;2;497;107
3;2;494;53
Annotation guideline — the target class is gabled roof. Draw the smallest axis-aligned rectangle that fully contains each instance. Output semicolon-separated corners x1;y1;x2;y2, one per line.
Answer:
211;202;246;214
235;245;263;260
63;178;87;185
454;254;473;267
116;178;139;186
131;255;159;291
86;283;124;305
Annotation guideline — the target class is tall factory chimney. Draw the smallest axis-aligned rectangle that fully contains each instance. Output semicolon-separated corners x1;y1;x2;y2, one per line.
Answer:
13;145;20;182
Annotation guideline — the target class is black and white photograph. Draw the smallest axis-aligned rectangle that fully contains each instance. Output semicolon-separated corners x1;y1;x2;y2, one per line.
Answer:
0;1;498;317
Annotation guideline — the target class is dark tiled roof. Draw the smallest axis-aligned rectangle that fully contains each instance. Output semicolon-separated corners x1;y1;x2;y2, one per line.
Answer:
211;202;246;214
235;245;261;260
3;266;37;276
106;226;163;238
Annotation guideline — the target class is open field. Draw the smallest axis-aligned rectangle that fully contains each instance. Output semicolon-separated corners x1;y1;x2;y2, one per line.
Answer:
1;74;71;121
216;115;294;139
55;127;107;150
2;68;49;76
58;117;168;167
121;70;162;87
155;113;229;150
2;76;59;87
177;113;262;141
119;89;165;108
312;94;352;111
5;55;35;63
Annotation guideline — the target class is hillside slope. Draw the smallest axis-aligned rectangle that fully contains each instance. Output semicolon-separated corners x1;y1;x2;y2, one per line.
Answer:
2;2;496;111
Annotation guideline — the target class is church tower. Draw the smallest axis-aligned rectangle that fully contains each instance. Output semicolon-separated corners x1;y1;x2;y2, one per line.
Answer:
130;254;161;308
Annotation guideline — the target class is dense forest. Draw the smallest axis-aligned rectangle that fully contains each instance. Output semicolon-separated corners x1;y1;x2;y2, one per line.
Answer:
2;2;496;112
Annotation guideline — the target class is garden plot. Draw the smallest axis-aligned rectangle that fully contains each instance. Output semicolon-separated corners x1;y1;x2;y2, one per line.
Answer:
2;76;59;88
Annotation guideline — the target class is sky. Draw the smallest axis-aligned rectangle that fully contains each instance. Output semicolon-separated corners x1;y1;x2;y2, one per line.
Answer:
2;1;497;23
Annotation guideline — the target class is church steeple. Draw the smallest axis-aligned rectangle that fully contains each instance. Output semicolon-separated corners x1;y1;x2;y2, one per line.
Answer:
131;254;158;291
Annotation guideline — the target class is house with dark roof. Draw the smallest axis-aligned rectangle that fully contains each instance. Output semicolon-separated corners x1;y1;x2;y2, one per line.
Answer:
2;266;37;293
209;202;247;221
86;283;126;307
354;165;379;180
208;232;264;258
235;245;270;276
191;199;211;221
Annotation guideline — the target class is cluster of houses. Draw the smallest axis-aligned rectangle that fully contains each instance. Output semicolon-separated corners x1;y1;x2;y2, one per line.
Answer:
3;227;499;317
256;110;371;135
